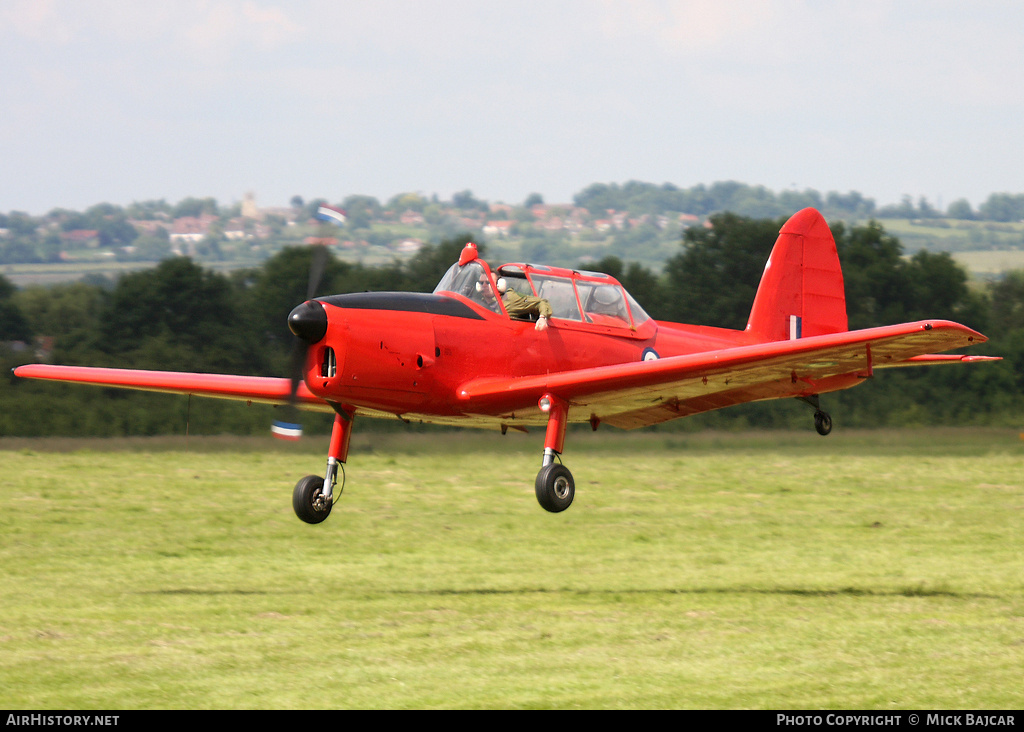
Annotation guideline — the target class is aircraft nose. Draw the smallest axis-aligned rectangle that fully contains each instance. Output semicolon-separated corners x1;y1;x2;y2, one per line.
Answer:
288;300;328;344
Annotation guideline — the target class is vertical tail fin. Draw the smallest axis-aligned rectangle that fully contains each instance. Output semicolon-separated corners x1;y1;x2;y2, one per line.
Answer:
745;208;847;342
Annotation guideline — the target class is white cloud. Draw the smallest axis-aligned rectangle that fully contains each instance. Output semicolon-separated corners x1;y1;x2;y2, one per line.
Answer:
185;0;303;50
2;0;1024;213
0;0;74;44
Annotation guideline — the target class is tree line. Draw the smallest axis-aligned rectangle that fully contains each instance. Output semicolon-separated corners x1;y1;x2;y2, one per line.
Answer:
1;215;1020;437
573;181;1024;222
4;181;1024;268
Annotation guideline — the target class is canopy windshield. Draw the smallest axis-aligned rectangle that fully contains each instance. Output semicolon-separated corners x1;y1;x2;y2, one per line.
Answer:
433;260;502;313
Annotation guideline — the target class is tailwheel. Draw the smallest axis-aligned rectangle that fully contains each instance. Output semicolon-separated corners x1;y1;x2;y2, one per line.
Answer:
535;463;575;513
293;474;333;524
814;410;833;436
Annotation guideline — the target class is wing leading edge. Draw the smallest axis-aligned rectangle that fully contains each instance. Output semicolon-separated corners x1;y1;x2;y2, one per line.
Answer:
455;320;995;429
12;364;333;412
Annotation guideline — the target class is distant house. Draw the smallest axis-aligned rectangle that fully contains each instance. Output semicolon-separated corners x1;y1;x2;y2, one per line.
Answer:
169;215;217;244
483;220;514;238
223;219;249;240
396;238;423;253
129;220;169;236
61;229;99;247
400;210;425;226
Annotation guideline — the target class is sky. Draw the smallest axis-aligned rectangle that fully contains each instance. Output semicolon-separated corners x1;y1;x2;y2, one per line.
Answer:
2;0;1023;215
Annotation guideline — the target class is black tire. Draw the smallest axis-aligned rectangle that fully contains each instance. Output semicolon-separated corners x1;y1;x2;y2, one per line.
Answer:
814;410;833;436
535;463;575;513
292;474;333;524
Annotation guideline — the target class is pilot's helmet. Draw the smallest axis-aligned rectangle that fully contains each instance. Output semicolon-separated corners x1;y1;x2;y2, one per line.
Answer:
594;285;620;305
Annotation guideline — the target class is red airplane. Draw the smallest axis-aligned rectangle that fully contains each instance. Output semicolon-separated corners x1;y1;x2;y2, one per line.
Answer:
14;208;997;524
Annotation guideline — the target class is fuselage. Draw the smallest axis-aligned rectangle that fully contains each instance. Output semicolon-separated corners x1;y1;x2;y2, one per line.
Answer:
297;287;756;423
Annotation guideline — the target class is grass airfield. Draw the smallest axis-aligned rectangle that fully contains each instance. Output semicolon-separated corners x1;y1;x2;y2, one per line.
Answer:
1;428;1021;709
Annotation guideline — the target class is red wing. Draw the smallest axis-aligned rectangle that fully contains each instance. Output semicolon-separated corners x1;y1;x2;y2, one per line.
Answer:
456;320;992;429
12;364;331;411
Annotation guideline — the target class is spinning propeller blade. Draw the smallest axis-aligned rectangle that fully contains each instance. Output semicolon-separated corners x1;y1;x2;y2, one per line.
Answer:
272;216;337;440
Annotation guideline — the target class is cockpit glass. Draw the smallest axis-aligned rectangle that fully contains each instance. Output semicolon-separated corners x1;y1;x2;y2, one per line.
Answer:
433;261;501;313
624;290;650;326
577;283;631;327
530;275;581;321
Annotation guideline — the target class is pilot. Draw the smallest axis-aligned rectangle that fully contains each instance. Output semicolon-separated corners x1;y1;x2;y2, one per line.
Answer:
496;277;552;331
475;273;498;309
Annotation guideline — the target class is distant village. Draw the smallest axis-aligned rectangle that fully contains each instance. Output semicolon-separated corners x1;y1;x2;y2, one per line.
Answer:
0;190;714;273
123;193;705;258
5;182;1023;276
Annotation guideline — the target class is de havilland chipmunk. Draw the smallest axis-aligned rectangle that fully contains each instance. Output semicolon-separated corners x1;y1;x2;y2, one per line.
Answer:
13;208;998;524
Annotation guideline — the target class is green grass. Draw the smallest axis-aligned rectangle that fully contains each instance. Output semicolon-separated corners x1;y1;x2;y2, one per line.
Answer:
1;429;1021;709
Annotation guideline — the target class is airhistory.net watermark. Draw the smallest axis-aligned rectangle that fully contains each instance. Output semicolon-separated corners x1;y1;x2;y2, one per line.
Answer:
6;716;119;727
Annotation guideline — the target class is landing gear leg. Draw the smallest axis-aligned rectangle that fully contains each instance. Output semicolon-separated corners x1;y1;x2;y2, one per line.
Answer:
799;395;833;436
535;394;575;512
293;408;354;524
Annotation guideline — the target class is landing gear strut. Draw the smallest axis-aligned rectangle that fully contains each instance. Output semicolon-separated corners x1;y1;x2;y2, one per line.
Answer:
293;408;354;524
535;394;575;512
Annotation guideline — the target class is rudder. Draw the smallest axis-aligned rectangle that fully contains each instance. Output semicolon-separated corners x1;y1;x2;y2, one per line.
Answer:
745;208;847;342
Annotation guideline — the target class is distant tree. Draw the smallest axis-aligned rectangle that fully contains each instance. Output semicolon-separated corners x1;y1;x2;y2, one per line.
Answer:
84;202;121;222
100;257;263;373
124;199;172;220
877;195;918;218
988;270;1024;336
946;198;975;220
402;234;479;292
915;196;940;218
585;255;667;318
236;245;354;374
96;216;139;248
904;249;988;327
387;192;428;213
451;190;488;212
523;192;544;208
823;191;876;218
978;193;1024;222
341;195;381;229
172;197;219;219
13;281;106;362
662;212;780;327
303;198;328;221
3;212;37;237
832;220;909;327
778;189;824;213
0;275;32;341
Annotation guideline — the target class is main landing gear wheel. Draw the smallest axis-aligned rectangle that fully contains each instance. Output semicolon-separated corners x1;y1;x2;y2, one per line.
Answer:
292;474;333;524
814;410;833;436
535;463;575;513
